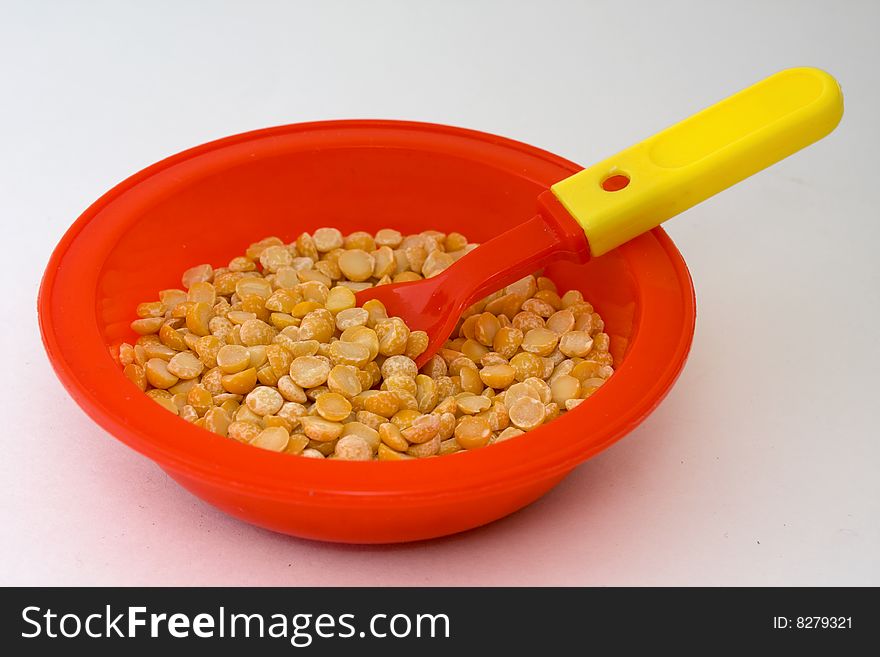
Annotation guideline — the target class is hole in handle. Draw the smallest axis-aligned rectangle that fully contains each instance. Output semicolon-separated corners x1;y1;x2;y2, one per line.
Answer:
601;173;630;192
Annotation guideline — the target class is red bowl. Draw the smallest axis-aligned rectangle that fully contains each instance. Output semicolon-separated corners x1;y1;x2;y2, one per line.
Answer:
38;120;696;543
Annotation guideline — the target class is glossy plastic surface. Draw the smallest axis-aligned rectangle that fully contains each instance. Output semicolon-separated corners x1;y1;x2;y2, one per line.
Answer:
552;68;843;255
38;120;696;543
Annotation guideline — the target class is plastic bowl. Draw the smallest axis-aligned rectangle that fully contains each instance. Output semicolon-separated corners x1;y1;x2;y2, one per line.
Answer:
38;120;695;543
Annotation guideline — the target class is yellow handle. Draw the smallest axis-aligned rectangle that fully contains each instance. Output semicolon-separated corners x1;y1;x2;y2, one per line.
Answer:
551;67;843;256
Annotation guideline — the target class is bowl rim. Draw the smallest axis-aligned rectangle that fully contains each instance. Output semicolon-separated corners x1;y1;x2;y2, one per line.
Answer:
38;119;696;503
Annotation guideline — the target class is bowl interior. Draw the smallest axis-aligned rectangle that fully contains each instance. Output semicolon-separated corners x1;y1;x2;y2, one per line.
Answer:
41;121;694;500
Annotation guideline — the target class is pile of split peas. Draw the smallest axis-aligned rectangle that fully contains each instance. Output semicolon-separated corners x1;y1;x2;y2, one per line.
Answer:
117;228;614;460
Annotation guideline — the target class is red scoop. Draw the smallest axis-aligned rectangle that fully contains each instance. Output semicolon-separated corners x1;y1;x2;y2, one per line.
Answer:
356;192;588;366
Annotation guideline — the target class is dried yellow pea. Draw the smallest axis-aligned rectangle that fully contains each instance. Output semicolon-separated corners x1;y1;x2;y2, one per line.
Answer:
454;416;492;450
315;392;353;422
251;426;290;452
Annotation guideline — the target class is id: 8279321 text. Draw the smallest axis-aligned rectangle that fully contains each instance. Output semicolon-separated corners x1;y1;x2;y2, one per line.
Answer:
773;616;852;630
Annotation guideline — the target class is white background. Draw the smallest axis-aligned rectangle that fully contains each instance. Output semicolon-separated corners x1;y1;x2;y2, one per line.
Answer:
2;0;878;586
